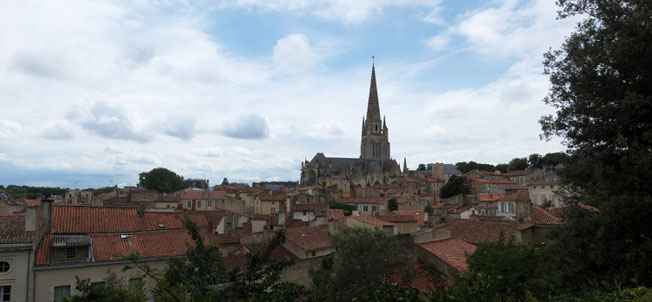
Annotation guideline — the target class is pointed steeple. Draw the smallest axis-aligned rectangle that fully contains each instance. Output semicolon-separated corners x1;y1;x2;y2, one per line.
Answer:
366;63;381;121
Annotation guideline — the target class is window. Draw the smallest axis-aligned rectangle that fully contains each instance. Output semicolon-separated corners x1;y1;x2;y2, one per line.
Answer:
363;205;368;212
66;247;76;259
0;261;9;273
312;251;316;257
303;211;307;216
302;221;309;227
128;278;143;292
54;286;70;302
187;201;191;208
208;200;212;207
372;205;377;212
0;286;10;302
91;281;105;288
197;200;202;208
271;207;276;213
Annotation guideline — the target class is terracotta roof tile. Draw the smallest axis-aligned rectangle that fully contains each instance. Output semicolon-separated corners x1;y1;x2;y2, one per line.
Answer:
52;206;207;234
393;211;426;227
529;207;561;225
0;214;34;244
326;209;345;224
91;234;133;261
477;194;504;202
131;230;215;258
34;235;51;265
340;197;391;204
285;226;332;251
433;219;526;244
418;237;476;271
390;265;444;293
348;215;394;227
180;190;226;200
377;214;417;223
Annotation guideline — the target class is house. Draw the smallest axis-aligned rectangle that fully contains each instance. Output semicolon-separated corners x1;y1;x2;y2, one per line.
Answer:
254;191;290;215
32;205;213;301
528;166;564;207
0;213;36;302
179;190;227;211
449;204;484;219
417;236;476;276
502;168;540;185
292;203;328;227
346;214;395;235
432;219;529;244
340;197;390;216
377;214;417;234
393;210;427;227
496;191;532;220
283;227;335;259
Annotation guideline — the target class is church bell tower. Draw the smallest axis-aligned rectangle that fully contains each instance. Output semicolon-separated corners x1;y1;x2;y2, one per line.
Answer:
360;63;390;160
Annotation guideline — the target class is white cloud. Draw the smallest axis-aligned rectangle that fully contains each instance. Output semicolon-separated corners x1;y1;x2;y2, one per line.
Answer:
0;119;21;139
41;120;76;140
222;0;442;24
273;34;317;74
425;32;451;50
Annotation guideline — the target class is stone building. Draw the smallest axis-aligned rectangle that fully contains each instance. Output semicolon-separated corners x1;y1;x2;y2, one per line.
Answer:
300;64;402;187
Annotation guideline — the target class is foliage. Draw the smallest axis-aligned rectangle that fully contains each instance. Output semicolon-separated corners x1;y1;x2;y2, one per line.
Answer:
387;198;398;212
328;199;356;216
424;204;433;215
440;175;469;199
541;0;652;290
0;185;68;200
138;167;185;193
494;164;509;173
454;161;495;173
349;283;423;302
527;154;543;169
507;157;528;172
417;164;427;171
541;152;568;167
85;186;115;196
435;234;559;302
310;227;415;301
68;271;146;302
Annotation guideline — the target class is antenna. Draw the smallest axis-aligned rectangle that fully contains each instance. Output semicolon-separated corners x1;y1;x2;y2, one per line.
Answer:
372;56;375;64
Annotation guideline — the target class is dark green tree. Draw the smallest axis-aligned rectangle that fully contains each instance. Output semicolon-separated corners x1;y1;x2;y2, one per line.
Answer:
541;0;652;289
310;227;414;301
507;158;528;171
494;163;509;173
440;175;469;199
138;167;185;193
68;271;147;302
424;204;433;215
387;198;398;212
527;153;543;169
541;152;568;167
416;164;427;171
328;199;356;216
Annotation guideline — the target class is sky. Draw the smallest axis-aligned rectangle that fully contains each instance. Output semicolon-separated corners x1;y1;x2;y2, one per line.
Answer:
0;0;581;189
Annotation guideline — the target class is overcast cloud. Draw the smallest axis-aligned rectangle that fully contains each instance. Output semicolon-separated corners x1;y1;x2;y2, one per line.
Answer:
0;0;579;188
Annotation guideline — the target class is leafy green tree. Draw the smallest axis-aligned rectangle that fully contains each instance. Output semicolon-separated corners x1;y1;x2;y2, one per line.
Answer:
424;204;433;215
437;234;559;302
455;161;496;173
527;153;543;169
494;163;508;173
417;164;427;171
138;167;185;193
387;198;398;212
440;175;469;199
328;199;356;216
541;0;652;289
541;152;568;167
68;271;146;302
507;158;528;171
310;227;414;301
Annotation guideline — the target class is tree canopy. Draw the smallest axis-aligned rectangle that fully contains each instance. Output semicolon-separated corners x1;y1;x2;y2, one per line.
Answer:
541;0;652;289
440;175;469;199
310;227;414;300
138;167;185;193
387;198;399;212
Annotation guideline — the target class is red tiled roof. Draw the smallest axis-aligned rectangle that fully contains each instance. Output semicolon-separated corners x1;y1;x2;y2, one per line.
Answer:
131;229;215;258
285;226;332;251
433;219;525;244
52;206;207;234
477;194;504;202
293;203;328;216
340;197;391;204
503;169;536;177
0;214;34;244
377;214;417;223
451;204;482;214
156;193;179;202
197;210;230;229
327;209;345;223
180;190;226;200
394;211;426;227
499;191;530;203
348;215;394;227
418;237;476;271
432;203;457;210
390;265;443;293
91;234;133;261
529;207;561;225
258;193;287;202
34;235;51;265
474;178;517;184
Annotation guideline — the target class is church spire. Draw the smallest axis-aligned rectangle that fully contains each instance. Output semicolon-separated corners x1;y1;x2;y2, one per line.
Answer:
366;62;381;121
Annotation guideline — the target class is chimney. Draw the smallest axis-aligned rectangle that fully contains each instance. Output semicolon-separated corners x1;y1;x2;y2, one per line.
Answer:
137;203;145;217
242;222;252;235
328;219;339;234
25;206;37;232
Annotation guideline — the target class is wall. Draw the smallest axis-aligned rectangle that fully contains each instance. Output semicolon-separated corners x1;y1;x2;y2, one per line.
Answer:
0;247;32;302
280;257;323;288
33;259;168;302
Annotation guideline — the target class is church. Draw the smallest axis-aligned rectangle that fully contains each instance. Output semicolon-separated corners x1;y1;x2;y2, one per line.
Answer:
300;64;403;188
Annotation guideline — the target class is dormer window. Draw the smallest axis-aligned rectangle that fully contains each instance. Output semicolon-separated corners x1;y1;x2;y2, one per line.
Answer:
52;235;90;263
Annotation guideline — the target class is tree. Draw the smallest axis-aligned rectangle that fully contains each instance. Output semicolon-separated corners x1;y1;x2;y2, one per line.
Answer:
221;178;229;185
424;204;433;215
310;227;414;300
68;271;147;302
507;157;528;171
494;163;508;173
541;152;568;167
387;198;398;212
440;175;469;199
527;153;543;169
416;164;427;171
328;199;356;216
138;167;185;193
541;0;652;289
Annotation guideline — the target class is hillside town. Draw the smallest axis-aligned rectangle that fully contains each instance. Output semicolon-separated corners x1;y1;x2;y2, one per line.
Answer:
0;66;579;301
